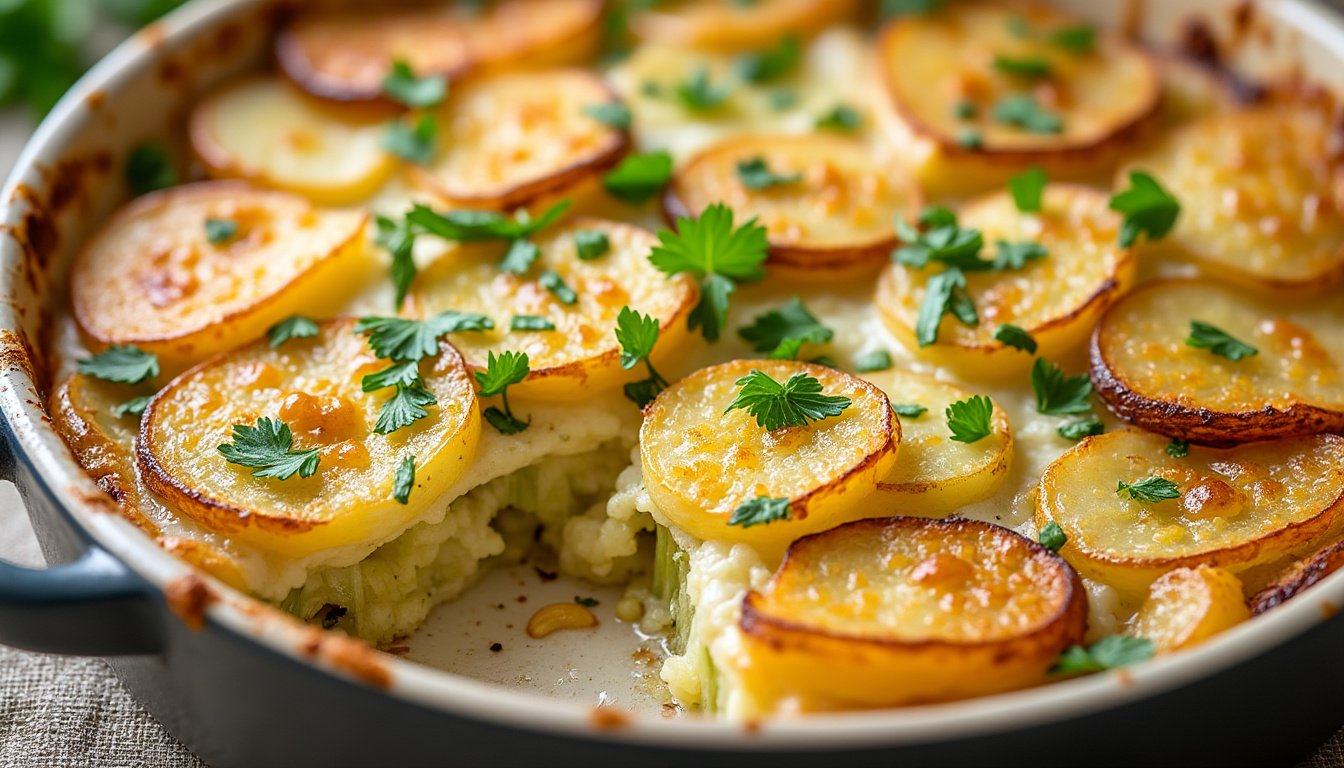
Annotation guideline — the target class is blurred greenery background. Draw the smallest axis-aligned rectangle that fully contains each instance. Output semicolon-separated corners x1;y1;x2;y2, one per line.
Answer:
0;0;188;119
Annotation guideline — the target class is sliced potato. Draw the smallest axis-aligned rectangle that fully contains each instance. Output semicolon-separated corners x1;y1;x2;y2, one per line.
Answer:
190;77;396;205
1129;566;1250;653
276;0;604;103
877;185;1135;372
71;182;373;372
1037;430;1344;602
1250;538;1344;615
856;370;1012;516
139;320;481;558
1090;280;1344;445
631;0;858;50
874;1;1159;196
735;517;1086;711
406;218;697;401
1121;104;1344;289
410;70;629;209
640;360;898;555
664;134;922;277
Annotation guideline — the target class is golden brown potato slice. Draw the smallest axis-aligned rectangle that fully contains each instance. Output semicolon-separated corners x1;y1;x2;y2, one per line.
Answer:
1121;104;1344;289
664;134;922;277
1037;430;1344;602
877;185;1135;373
1090;280;1344;445
276;0;604;103
630;0;858;50
71;183;373;372
1250;538;1344;615
640;360;898;555
139;320;481;558
1129;566;1250;653
851;369;1012;517
406;218;697;401
735;517;1086;711
874;1;1159;196
410;70;629;209
190;77;396;205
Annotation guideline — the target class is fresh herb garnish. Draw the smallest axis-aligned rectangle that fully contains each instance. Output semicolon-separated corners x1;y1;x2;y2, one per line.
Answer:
373;382;438;435
603;150;674;204
769;88;797;111
736;156;802;190
1186;321;1258;361
125;143;177;196
880;0;942;18
735;35;800;83
1038;520;1067;552
375;214;419;310
994;55;1053;79
574;596;600;608
892;403;928;418
355;312;493;362
360;361;424;392
267;315;319;349
854;350;893;373
1116;476;1182;503
728;496;792;528
815;104;862;131
1050;25;1096;53
575;230;611;261
1109;171;1180;247
539;270;578;305
218;417;321;480
675;66;730;112
77;346;159;385
953;99;978;120
1057;416;1104;441
1031;358;1092;415
993;323;1037;353
511;316;556;332
1054;635;1155;674
946;394;994;443
499;240;541;275
406;200;570;244
615;306;669;408
476;351;531;434
380;60;446;109
957;129;983;149
738;298;833;358
725;369;851;430
914;267;978;347
112;396;152;419
583;101;632;130
204;218;237;245
1009;166;1047;213
1166;438;1190;458
382;114;438;165
990;240;1048;270
649;203;768;342
393;454;416;505
993;94;1063;133
893;206;984;270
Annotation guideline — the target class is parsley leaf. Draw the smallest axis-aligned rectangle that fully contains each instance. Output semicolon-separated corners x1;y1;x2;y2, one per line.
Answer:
375;214;419;310
993;323;1037;353
1054;636;1155;675
1038;520;1067;552
728;496;792;528
1057;416;1104;441
1050;25;1096;52
499;240;540;275
994;55;1053;79
738;298;833;357
393;454;416;505
615;306;668;407
736;156;802;190
267;315;319;349
218;417;320;480
816;104;862;131
1186;321;1258;361
892;403;928;418
675;66;730;111
355;312;494;362
990;240;1048;270
915;267;978;347
1009;166;1047;213
406;200;570;243
125;143;177;196
1109;171;1180;247
854;350;893;373
725;369;851;430
539;270;578;305
1167;438;1190;458
946;395;994;443
78;346;159;385
476;351;531;434
880;0;942;17
993;94;1063;134
583;102;632;130
511;316;556;332
112;396;152;419
894;206;985;269
649;203;769;342
734;35;800;83
204;217;237;245
1116;476;1182;503
361;360;424;392
382;114;438;165
575;230;611;261
380;59;446;108
1031;358;1092;415
374;382;437;435
603;150;674;204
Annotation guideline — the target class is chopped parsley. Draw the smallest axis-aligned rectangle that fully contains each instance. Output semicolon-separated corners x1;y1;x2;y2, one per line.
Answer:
267;315;319;349
914;267;978;347
880;0;942;18
1109;171;1180;248
204;218;237;245
728;496;792;528
1186;321;1258;361
738;298;833;358
854;350;893;373
355;312;493;362
649;203;768;342
993;55;1053;79
1009;166;1047;213
990;240;1048;270
1166;438;1190;458
953;99;978;120
574;596;600;608
675;66;730;112
77;346;159;385
406;200;569;244
725;369;851;431
393;454;416;505
1054;635;1155;675
945;394;994;443
583;102;632;130
112;396;152;419
1050;25;1096;53
891;403;928;418
1057;416;1104;441
476;351;531;434
603;150;674;204
1116;476;1182;503
380;60;446;109
957;129;984;149
734;35;800;83
736;156;802;190
615;306;669;408
373;382;437;435
993;323;1037;353
894;206;984;270
768;88;797;111
993;94;1063;134
510;316;556;332
574;230;611;261
1038;520;1067;552
218;417;320;480
1031;358;1092;416
125;143;177;196
539;270;578;305
382;114;438;165
815;104;862;131
499;240;541;275
374;214;419;310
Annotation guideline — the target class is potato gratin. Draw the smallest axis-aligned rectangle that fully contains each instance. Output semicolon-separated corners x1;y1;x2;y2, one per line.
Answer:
51;0;1344;718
